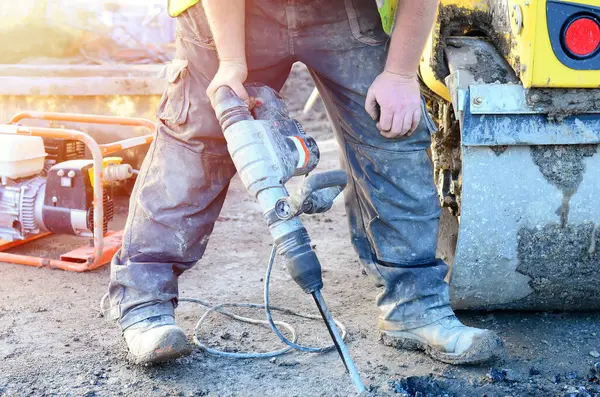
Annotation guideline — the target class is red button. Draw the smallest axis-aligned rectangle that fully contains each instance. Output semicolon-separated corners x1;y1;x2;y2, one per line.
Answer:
565;17;600;57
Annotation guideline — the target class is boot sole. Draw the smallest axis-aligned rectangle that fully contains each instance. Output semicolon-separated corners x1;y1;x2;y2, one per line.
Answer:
128;329;194;365
380;330;504;365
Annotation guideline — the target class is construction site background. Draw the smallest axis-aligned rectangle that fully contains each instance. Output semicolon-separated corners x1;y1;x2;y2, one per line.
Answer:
0;1;175;64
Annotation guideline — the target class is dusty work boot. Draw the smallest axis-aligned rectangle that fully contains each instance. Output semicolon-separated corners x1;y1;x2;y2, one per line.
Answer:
380;315;503;365
123;315;193;365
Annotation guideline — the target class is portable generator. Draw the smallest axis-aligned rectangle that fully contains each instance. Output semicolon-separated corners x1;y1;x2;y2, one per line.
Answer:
0;112;154;271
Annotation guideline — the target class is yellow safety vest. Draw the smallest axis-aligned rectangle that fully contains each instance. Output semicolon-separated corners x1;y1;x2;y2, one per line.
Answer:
168;0;199;17
377;0;396;35
168;0;396;34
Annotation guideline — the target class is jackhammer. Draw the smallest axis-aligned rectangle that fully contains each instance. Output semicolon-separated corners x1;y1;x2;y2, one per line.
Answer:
210;84;366;393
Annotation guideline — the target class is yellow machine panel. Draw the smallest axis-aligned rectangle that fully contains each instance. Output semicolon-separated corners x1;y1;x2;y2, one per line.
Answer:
420;0;600;99
509;0;600;88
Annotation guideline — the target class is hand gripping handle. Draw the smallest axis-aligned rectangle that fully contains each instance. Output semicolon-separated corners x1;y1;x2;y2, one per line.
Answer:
213;84;289;127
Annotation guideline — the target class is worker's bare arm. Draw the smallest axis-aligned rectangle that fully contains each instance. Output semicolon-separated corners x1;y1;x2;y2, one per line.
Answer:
204;0;246;63
385;0;439;76
365;0;439;138
204;0;250;105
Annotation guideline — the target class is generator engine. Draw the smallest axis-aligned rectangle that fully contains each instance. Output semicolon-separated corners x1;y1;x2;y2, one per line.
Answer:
0;135;114;242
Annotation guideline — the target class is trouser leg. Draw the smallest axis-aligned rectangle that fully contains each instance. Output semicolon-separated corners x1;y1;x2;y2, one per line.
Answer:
107;2;292;329
296;0;454;330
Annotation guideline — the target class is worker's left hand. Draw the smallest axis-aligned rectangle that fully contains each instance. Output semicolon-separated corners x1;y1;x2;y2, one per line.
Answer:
365;71;422;139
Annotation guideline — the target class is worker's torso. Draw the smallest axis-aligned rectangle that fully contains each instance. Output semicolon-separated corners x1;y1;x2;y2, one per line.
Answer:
168;0;396;34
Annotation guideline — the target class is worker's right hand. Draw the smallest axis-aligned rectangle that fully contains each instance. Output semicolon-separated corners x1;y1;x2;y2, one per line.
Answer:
206;60;249;107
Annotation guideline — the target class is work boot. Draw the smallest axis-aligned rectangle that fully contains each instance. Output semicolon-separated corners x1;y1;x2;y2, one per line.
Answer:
380;315;503;365
123;315;193;364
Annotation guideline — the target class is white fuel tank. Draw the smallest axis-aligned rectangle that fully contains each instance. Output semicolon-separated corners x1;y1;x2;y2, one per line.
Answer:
0;135;47;179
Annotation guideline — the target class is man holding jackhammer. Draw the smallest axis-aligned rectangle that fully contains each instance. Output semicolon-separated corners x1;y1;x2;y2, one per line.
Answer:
105;0;504;365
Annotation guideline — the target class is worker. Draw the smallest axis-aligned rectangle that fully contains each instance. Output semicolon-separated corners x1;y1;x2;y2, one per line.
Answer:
105;0;504;365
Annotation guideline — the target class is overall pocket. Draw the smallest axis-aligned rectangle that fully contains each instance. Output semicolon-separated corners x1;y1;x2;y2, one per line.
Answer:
157;59;191;127
344;0;389;46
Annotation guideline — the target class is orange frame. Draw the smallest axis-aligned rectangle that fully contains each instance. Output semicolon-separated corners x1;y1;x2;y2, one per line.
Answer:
0;112;155;272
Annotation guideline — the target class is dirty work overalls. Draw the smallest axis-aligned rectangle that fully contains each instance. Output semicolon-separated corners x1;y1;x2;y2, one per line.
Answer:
106;0;454;332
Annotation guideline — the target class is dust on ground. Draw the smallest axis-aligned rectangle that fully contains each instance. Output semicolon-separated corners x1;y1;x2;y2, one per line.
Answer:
2;65;600;397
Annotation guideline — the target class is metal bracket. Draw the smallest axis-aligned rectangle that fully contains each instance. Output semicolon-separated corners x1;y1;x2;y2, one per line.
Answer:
469;84;544;115
462;89;600;146
444;71;472;126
